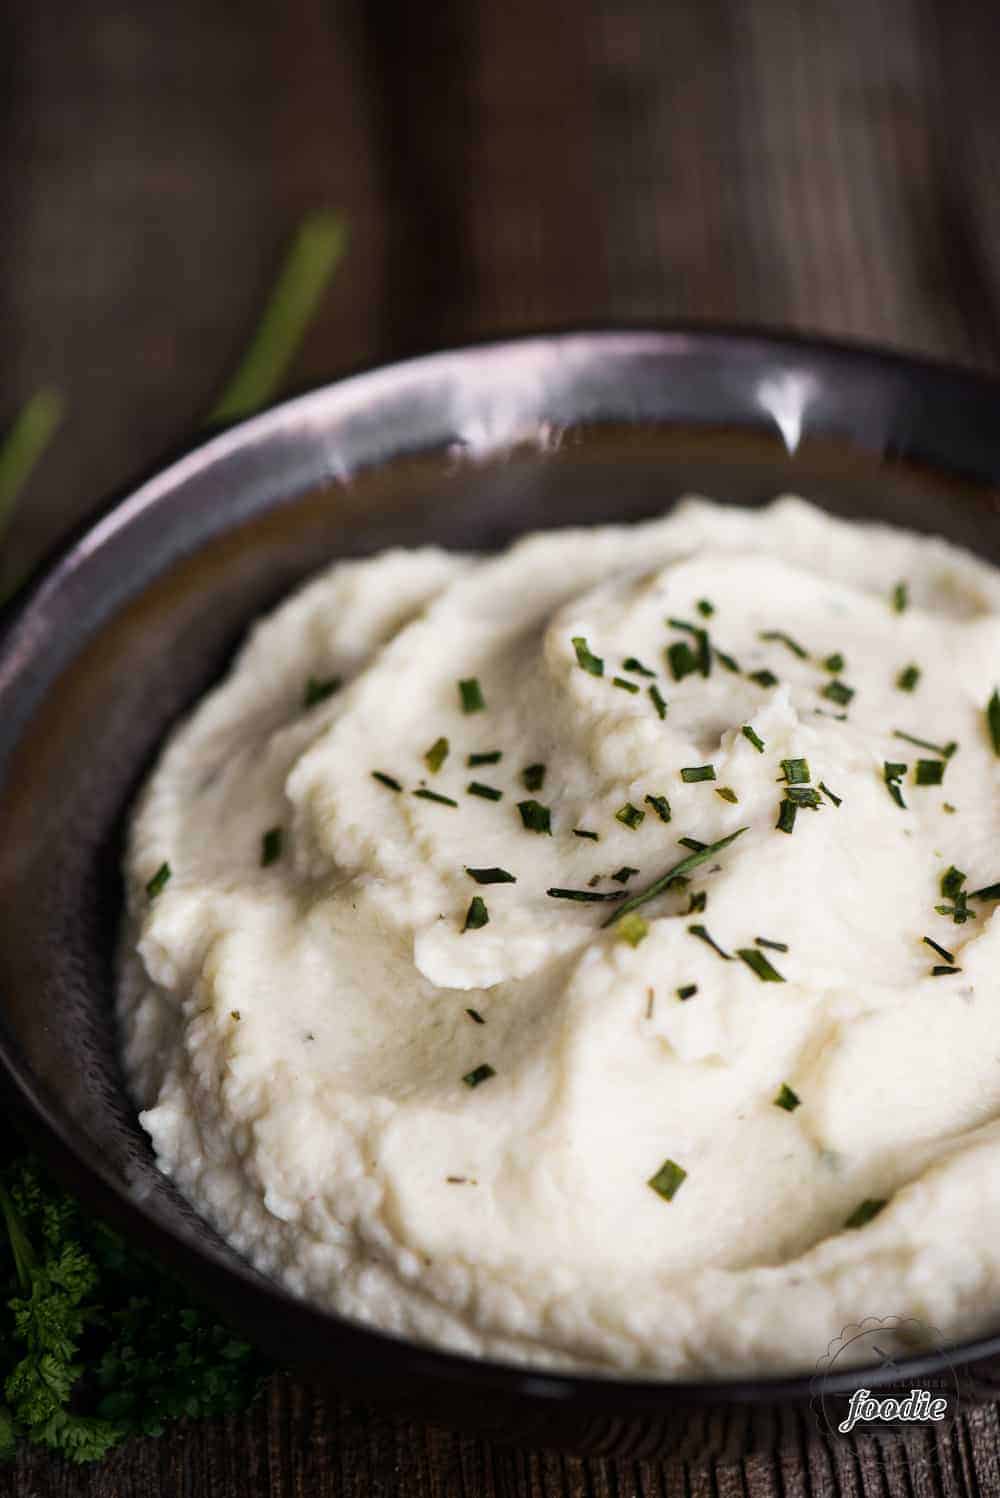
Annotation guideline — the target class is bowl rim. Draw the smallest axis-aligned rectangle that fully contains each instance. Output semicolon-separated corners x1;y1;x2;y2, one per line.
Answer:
2;321;1000;1409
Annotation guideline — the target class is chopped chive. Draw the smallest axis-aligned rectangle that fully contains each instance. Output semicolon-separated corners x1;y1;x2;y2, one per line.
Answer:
521;763;546;792
372;771;403;792
821;679;855;707
459;678;486;713
666;640;699;681
923;935;955;964
786;786;822;809
970;881;1000;902
612;676;640;694
649;684;668;719
915;759;945;786
415;787;458;807
932;964;962;976
647;1159;687;1201
687;891;707;914
680;765;716;783
780;758;811;785
644;794;672;823
893;729;957;759
572;636;604;676
883;762;907;809
715;787;739;803
467;782;502;801
759;629;808;659
260;827;283;867
612;866;640;883
304;674;341;707
573;828;599;841
737;947;785;982
546;887;627;902
776;799;798;834
941;866;966;899
623;656;656;677
936;894;975;926
774;1083;801;1111
465;1008;485;1024
741;725;765;753
755;937;789;953
748;669;779;688
466;867;516;884
678;836;707;851
845;1198;887;1230
892;581;908;613
616;802;645;830
943;802;957;814
602;828;748;927
666;618;711;676
145;862;171;899
677;984;698;1001
688;923;731;960
819;781;842;807
518;800;552;834
617;913;649;947
897;664;921;692
714;648;741;673
697;599;715;617
823;653;845;674
463;896;489;931
424;736;449;774
462;1062;495;1087
989;690;1000;756
468;750;502;766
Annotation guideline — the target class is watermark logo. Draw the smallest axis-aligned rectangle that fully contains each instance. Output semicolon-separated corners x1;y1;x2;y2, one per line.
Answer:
811;1316;961;1463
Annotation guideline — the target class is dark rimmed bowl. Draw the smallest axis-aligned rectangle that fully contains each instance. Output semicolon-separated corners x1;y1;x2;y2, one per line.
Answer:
2;328;1000;1464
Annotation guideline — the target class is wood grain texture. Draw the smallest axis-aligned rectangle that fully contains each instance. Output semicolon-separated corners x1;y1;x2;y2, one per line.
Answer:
3;0;1000;1490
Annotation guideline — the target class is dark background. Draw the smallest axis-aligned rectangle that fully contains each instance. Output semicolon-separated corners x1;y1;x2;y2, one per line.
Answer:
3;0;1000;1492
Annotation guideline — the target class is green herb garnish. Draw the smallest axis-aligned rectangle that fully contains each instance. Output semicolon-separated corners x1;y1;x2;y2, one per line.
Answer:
970;881;1000;902
424;737;450;774
612;866;640;883
573;828;599;840
774;1083;801;1111
776;799;797;834
414;787;458;807
755;937;789;952
459;678;486;713
666;641;699;681
0;388;64;554
304;675;341;707
463;897;489;931
644;794;672;823
714;648;741;673
715;787;738;803
602;828;748;927
687;891;707;914
845;1198;887;1230
759;629;808;659
940;866;966;899
988;690;1000;755
780;758;811;785
518;800;552;834
748;669;779;688
677;984;698;1001
737;947;785;982
697;599;715;617
617;913;649;947
678;836;707;851
647;1159;687;1201
786;786;822;809
883;761;907;809
689;924;731;960
462;1063;495;1087
893;729;957;759
466;867;516;884
572;637;604;676
521;763;546;791
467;782;502;801
923;935;955;964
892;581;908;613
546;887;626;902
260;828;283;867
932;964;962;976
468;750;501;766
145;862;171;899
466;1008;485;1024
821;679;854;707
819;781;842;807
897;664;921;692
372;771;402;792
649;684;668;719
680;765;715;783
915;759;944;786
824;653;845;674
623;657;656;676
666;619;711;676
612;676;639;693
741;725;765;753
615;802;645;830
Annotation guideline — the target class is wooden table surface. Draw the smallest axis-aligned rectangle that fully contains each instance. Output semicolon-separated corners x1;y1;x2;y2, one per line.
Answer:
3;0;1000;1491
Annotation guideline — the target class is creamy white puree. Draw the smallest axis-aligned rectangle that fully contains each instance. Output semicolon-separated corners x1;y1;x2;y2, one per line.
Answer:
119;497;1000;1376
